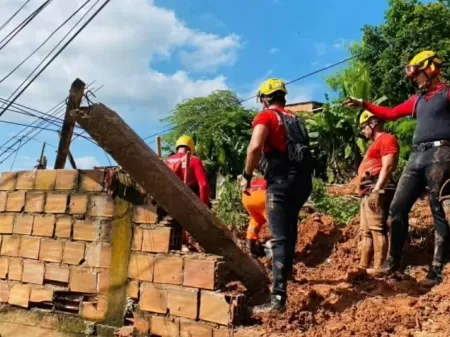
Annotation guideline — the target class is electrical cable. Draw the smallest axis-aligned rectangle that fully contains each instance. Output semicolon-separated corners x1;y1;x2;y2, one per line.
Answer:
0;0;110;119
0;0;32;33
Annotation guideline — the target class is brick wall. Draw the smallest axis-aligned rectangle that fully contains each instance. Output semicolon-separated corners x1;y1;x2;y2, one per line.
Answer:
0;169;245;337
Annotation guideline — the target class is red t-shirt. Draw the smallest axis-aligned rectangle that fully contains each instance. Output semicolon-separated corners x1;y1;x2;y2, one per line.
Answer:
358;133;399;182
248;178;267;191
252;106;294;153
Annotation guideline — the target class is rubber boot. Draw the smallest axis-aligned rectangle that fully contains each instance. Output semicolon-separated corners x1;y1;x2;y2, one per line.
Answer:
422;233;446;286
359;235;373;270
367;231;388;276
422;264;443;286
252;294;286;316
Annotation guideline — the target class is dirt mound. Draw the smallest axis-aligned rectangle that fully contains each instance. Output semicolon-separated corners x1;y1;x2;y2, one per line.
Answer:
253;203;450;337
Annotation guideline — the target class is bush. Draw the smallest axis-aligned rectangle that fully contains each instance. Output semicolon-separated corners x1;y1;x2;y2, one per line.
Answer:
213;175;248;231
310;178;359;225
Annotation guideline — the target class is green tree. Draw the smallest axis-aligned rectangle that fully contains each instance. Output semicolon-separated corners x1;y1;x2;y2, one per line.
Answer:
161;90;257;195
360;0;450;105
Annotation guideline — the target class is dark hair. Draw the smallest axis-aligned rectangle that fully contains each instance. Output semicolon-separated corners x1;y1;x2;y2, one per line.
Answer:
262;91;286;106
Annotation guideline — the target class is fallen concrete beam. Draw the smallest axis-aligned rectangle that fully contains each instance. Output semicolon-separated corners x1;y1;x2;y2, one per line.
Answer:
71;103;269;295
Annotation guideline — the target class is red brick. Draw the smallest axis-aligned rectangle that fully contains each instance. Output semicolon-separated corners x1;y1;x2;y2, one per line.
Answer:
63;241;85;265
0;282;9;302
183;259;216;290
33;214;55;237
150;316;179;337
45;264;69;283
200;292;242;325
69;194;88;214
6;190;25;212
142;227;172;253
79;170;104;192
167;285;199;319
0;191;7;211
55;216;72;238
154;256;183;285
34;170;56;190
98;270;109;293
45;192;68;213
81;295;107;321
88;195;114;218
13;214;34;235
22;260;45;284
16;171;36;190
30;287;53;302
139;283;168;313
127;280;138;299
69;268;97;293
0;172;17;191
1;235;20;256
24;191;46;213
73;220;98;241
8;283;30;308
180;321;212;337
0;257;8;279
85;243;111;268
213;329;230;337
8;258;22;281
39;239;63;263
19;236;40;259
128;253;154;282
0;214;14;233
133;314;149;334
55;170;78;190
132;227;143;251
132;203;157;224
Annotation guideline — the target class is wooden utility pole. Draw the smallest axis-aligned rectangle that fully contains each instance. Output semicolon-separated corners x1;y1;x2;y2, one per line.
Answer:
71;103;270;295
156;136;162;157
54;78;85;169
35;142;47;170
57;131;77;169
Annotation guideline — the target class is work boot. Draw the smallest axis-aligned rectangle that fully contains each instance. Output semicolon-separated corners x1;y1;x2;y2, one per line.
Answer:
385;256;401;274
367;231;388;276
252;294;286;316
422;265;443;286
359;236;373;270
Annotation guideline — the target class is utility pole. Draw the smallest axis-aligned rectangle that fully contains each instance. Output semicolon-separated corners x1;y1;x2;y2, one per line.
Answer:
35;142;47;170
57;131;77;169
54;78;85;169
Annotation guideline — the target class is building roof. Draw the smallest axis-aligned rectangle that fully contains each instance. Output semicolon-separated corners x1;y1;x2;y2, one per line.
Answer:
285;101;323;107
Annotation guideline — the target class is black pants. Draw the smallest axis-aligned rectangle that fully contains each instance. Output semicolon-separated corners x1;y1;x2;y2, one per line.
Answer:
266;165;312;298
390;145;450;267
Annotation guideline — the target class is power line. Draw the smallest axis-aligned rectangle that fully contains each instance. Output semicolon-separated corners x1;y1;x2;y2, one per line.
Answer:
0;0;110;119
0;0;54;52
0;0;32;33
0;0;93;85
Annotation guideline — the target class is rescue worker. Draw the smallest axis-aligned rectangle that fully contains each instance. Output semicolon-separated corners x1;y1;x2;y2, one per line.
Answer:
241;78;313;314
242;176;267;257
165;135;210;206
357;111;399;276
344;50;450;285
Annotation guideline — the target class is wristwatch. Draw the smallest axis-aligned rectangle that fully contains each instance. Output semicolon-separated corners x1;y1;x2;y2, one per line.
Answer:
242;170;252;181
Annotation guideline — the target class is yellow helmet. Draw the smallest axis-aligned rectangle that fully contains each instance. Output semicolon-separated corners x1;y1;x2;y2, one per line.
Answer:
406;50;442;79
257;78;288;99
175;135;195;154
359;110;375;126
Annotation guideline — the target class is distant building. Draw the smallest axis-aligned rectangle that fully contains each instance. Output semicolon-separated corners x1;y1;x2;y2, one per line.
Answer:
285;101;323;113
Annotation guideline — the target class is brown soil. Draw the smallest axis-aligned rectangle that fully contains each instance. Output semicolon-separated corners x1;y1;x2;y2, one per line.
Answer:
251;185;450;337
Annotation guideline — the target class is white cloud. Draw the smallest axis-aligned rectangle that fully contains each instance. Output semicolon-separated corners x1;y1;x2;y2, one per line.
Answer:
333;38;350;49
269;47;279;54
73;155;100;169
314;42;327;56
0;0;241;125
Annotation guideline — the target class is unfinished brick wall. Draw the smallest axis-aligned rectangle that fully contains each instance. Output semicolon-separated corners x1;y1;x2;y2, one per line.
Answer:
0;169;245;337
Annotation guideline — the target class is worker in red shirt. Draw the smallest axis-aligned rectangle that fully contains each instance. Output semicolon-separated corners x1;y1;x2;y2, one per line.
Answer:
165;135;210;206
241;176;267;257
357;111;399;276
344;50;450;285
241;78;313;314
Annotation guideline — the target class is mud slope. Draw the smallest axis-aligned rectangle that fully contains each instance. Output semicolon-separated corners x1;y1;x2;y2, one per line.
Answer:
254;193;450;337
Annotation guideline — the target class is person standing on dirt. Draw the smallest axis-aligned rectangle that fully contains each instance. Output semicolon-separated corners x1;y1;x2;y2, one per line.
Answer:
241;78;313;314
357;110;399;276
344;50;450;285
241;176;267;258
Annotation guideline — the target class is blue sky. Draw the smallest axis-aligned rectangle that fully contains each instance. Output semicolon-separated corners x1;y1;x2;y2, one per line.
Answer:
0;0;390;172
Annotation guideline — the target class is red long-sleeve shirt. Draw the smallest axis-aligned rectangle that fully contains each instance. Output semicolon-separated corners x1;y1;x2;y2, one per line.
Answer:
165;153;210;205
362;83;450;120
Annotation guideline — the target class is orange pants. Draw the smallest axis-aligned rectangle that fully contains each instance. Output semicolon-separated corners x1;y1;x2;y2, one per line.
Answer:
241;189;266;240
